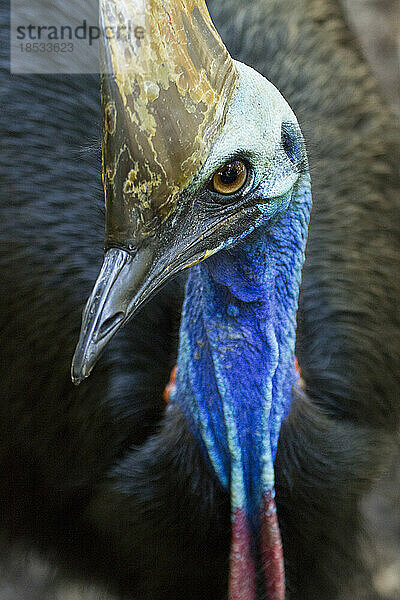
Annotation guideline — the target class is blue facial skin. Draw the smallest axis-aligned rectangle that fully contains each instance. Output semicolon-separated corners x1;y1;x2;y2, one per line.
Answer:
170;177;311;528
169;62;312;533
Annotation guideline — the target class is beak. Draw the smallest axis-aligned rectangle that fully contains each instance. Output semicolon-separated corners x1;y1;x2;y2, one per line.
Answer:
71;246;156;384
71;201;265;385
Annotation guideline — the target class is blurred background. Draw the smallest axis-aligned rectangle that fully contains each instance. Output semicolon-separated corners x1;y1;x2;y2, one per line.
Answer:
1;1;399;598
340;3;400;600
344;0;399;114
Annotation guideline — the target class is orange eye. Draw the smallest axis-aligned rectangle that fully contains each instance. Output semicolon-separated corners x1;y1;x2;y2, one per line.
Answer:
212;160;247;195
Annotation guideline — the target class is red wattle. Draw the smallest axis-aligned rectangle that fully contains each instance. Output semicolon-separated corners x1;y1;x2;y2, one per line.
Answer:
261;491;285;600
229;508;256;600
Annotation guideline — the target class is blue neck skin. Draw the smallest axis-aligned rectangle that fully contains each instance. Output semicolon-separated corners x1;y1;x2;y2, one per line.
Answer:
170;176;311;526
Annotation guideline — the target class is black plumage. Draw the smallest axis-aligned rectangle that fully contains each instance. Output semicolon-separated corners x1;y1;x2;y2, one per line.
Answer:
0;1;399;599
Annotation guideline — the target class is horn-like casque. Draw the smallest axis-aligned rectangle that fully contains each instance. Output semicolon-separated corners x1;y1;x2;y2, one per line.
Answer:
100;0;238;249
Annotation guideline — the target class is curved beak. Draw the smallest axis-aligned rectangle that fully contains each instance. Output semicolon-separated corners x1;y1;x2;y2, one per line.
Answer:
71;247;155;384
71;200;266;385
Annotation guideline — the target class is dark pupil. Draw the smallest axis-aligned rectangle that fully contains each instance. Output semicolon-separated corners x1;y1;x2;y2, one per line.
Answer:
220;164;239;185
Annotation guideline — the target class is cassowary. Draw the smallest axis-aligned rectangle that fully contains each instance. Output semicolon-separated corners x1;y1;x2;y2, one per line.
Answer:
0;1;399;600
73;1;312;597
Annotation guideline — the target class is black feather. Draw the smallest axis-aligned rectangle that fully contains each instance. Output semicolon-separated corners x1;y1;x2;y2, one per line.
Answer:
0;1;399;598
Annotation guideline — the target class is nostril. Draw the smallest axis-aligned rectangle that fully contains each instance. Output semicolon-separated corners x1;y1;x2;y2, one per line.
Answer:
97;312;125;340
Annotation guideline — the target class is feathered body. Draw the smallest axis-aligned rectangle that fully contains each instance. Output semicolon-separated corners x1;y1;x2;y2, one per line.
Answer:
0;1;399;599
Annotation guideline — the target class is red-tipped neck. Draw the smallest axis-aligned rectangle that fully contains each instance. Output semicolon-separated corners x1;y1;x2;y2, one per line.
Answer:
229;493;285;600
261;491;285;600
229;508;256;600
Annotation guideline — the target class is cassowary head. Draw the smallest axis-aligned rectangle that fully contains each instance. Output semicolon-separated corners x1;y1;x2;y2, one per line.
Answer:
72;0;311;598
72;0;307;376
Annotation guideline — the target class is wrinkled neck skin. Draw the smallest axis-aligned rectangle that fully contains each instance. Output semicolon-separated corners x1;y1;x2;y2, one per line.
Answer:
171;175;311;508
170;174;311;599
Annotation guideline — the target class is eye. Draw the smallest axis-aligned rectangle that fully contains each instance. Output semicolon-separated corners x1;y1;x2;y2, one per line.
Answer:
212;160;248;195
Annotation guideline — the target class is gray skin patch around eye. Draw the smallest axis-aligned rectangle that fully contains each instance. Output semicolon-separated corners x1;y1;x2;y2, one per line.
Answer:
187;61;302;203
